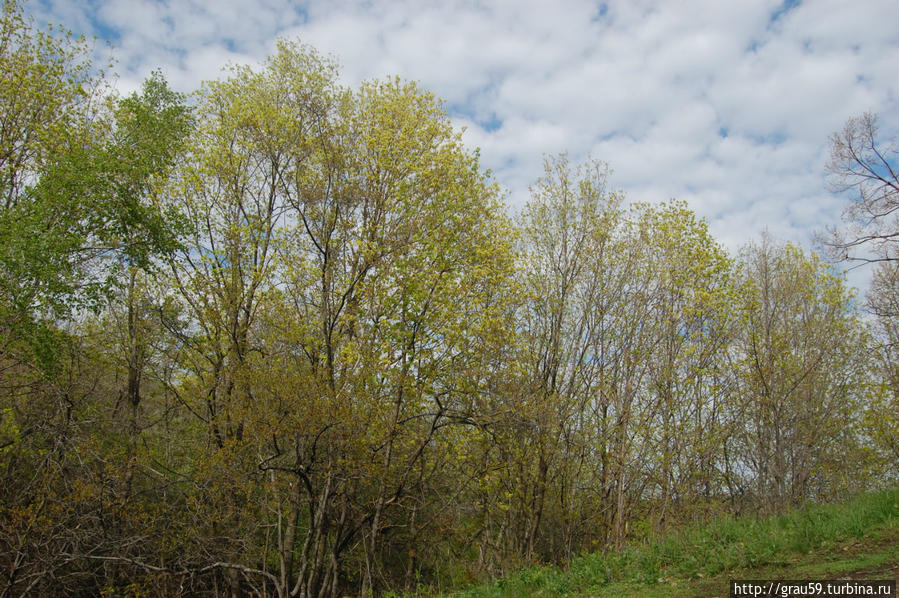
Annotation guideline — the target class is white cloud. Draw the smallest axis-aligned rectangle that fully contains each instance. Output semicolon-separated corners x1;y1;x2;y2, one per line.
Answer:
26;0;899;293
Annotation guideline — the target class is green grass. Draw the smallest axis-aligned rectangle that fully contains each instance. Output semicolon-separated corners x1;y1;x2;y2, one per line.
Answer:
438;488;899;598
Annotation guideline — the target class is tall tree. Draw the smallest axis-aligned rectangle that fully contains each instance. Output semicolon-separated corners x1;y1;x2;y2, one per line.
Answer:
0;4;194;588
158;41;516;597
634;202;739;529
825;114;898;480
735;236;870;511
510;154;624;558
863;262;899;468
825;112;898;265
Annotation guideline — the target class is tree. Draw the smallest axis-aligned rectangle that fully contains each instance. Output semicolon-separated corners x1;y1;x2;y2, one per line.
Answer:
825;112;899;485
0;2;193;590
634;201;739;529
863;262;899;470
825;112;899;264
0;0;106;325
156;41;516;597
734;236;870;511
0;0;189;365
3;4;896;591
511;154;623;559
483;158;743;567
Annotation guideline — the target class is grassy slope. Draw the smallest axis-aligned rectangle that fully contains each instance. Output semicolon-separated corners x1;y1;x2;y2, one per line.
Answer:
441;488;899;598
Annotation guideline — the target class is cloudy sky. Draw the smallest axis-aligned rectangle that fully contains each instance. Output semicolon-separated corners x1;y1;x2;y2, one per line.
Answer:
27;0;899;290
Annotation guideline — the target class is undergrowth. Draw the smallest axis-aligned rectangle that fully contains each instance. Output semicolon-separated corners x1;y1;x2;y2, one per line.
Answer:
431;487;899;598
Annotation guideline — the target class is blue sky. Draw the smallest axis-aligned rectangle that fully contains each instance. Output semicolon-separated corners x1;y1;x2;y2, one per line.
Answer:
27;0;899;291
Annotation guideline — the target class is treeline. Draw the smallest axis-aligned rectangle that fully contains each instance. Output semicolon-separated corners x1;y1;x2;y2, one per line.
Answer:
1;2;896;596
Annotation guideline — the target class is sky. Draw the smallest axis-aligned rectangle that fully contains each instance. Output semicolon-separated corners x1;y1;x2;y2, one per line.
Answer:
26;0;899;292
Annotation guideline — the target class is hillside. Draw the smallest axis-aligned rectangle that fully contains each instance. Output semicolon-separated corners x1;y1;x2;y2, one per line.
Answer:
442;489;899;598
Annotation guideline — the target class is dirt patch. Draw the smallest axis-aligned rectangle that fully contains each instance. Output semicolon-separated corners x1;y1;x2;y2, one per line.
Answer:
844;560;899;582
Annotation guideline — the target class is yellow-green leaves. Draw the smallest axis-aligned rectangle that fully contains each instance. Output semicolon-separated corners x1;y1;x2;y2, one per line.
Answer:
1;22;893;596
736;236;869;511
158;40;518;596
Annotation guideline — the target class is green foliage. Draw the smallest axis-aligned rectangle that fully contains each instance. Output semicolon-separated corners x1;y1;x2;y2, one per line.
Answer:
735;236;874;510
0;7;895;597
1;0;192;378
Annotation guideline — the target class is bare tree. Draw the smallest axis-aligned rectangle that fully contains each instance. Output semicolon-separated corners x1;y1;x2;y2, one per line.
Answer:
825;112;899;264
826;115;899;456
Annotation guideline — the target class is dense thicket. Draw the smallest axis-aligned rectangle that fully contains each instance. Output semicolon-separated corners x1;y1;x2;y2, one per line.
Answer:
1;3;896;596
